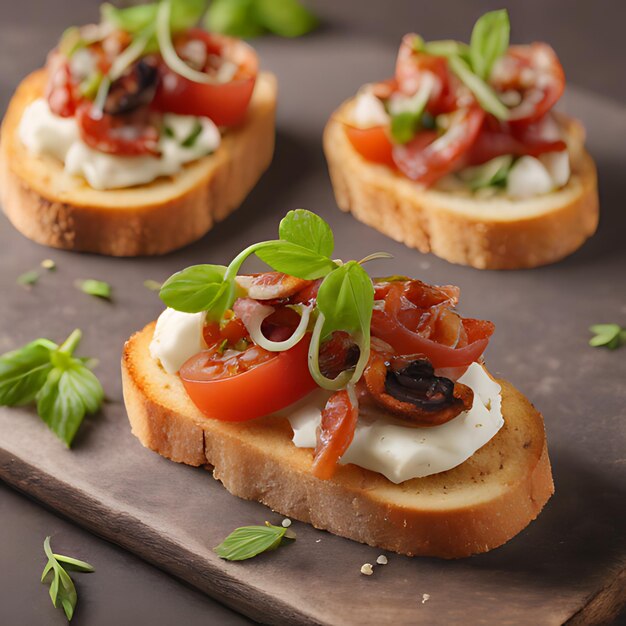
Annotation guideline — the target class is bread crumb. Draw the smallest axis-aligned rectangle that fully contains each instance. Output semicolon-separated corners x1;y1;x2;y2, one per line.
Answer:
315;539;321;543
360;563;374;576
376;555;388;565
422;593;430;604
41;259;56;270
281;518;292;528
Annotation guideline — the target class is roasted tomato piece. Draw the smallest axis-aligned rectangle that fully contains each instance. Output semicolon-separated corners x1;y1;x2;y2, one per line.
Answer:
152;31;257;127
344;124;395;168
392;107;485;185
180;334;316;422
46;54;78;118
363;353;473;426
312;389;359;480
76;102;160;156
490;43;565;125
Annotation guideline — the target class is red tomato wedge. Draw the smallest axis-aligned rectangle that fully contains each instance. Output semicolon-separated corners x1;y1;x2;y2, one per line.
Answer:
152;31;257;127
312;390;358;480
344;124;395;168
179;334;316;422
490;43;565;125
392;107;485;185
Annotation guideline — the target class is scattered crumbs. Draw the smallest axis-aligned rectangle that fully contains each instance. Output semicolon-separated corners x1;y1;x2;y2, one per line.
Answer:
143;279;162;291
315;539;321;543
376;555;388;565
422;593;430;604
17;270;39;287
41;259;56;270
281;518;292;528
475;423;483;428
360;563;374;576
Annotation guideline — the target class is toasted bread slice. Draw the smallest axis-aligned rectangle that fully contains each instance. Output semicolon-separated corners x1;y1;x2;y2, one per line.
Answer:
0;70;277;256
324;98;599;270
121;322;554;558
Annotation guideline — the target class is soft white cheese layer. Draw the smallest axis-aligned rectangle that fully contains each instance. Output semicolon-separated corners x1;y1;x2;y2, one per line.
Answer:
283;363;503;483
18;98;221;190
149;308;207;375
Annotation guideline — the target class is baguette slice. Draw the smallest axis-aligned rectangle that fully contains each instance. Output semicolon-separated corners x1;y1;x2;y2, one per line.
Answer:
0;69;277;256
324;98;599;270
122;322;554;558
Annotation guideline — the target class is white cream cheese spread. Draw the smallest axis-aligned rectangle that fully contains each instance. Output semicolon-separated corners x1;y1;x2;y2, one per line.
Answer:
283;362;503;483
18;98;221;190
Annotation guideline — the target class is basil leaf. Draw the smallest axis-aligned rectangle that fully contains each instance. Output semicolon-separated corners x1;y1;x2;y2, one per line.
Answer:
390;111;420;144
53;554;96;573
469;9;510;80
76;279;112;300
317;261;374;338
159;264;227;313
448;55;509;120
170;0;207;32
17;270;39;286
215;523;294;561
255;241;337;280
205;0;265;38
589;324;626;350
278;209;334;257
0;339;57;406
459;155;513;190
36;363;103;447
254;0;318;38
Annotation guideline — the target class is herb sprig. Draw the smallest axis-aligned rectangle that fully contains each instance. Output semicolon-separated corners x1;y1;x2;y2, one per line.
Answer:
0;329;104;446
589;324;626;350
215;522;296;560
42;537;94;621
159;210;388;391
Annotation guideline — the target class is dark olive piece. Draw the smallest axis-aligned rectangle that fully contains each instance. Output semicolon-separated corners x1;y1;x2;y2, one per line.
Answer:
104;58;159;116
384;358;456;411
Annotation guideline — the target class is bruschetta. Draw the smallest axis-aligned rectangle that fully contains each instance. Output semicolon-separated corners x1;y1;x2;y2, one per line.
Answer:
0;0;276;256
121;209;554;557
323;10;598;269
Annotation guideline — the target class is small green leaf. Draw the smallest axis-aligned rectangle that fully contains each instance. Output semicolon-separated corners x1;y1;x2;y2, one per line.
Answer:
205;0;265;38
53;554;95;573
278;209;334;257
448;55;509;120
469;9;510;80
76;279;112;300
181;120;203;147
390;112;420;144
159;264;227;313
254;0;318;38
17;270;39;286
589;324;625;350
255;241;337;280
215;523;294;561
143;279;162;291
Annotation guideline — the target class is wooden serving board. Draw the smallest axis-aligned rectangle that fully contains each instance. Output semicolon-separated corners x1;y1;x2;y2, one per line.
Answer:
1;17;625;626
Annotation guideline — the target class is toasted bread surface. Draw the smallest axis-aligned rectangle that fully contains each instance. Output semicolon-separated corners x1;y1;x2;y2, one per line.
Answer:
121;322;554;558
324;98;599;270
0;70;277;256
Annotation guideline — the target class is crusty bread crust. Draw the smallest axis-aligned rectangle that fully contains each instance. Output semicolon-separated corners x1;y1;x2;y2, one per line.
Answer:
121;322;554;558
324;98;599;270
0;70;277;256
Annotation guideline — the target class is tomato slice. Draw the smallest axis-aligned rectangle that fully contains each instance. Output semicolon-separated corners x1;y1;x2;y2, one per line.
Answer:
344;124;395;167
392;107;485;185
76;102;160;156
490;43;565;125
179;334;316;422
46;55;78;118
152;31;258;127
311;390;358;480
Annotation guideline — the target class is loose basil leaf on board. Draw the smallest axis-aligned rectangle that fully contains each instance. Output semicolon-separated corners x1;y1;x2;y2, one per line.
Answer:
469;9;510;80
254;0;318;38
589;324;626;350
0;339;57;406
205;0;265;38
76;279;112;300
316;261;374;340
255;241;338;280
448;55;509;120
215;523;295;561
278;209;334;257
17;270;40;286
159;264;227;313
